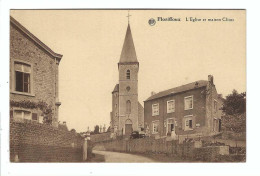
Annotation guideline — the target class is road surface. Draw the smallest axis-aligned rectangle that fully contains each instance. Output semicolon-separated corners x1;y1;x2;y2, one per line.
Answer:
93;150;155;163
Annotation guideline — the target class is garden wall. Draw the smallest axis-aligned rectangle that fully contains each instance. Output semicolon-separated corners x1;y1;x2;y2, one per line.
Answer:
97;137;236;162
10;119;85;162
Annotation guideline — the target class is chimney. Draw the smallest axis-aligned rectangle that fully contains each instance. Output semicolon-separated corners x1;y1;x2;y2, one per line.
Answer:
208;75;214;84
151;91;156;96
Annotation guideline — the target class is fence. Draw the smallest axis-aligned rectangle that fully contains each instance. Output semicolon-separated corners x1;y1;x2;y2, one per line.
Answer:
10;119;86;162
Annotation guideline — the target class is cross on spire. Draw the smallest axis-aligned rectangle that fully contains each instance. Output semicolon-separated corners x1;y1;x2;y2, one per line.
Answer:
126;10;131;24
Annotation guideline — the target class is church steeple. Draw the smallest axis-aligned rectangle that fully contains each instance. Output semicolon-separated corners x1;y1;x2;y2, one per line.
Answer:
111;12;142;136
119;24;138;64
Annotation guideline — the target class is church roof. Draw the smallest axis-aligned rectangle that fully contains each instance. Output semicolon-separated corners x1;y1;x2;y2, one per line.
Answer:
119;24;138;64
112;84;119;93
145;80;208;101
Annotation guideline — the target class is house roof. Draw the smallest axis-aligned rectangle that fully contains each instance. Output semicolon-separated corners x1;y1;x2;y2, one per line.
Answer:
119;24;138;64
145;80;208;101
112;84;119;93
10;16;63;62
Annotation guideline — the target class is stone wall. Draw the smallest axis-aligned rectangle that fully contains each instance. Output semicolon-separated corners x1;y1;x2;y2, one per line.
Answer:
97;137;235;162
90;132;111;143
10;120;84;162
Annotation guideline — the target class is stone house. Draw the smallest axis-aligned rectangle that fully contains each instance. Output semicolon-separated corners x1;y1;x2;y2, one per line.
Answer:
9;16;62;127
144;75;223;138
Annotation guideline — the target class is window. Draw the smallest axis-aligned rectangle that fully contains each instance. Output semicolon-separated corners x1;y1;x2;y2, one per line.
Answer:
184;96;193;110
184;115;193;131
167;100;175;113
152;103;159;116
13;110;32;120
152;121;159;133
126;100;131;114
214;100;218;112
32;113;38;121
126;70;130;79
14;62;31;93
13;110;38;122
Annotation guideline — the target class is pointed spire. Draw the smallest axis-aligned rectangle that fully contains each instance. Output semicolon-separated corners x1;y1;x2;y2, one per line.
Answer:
127;10;131;25
119;24;138;64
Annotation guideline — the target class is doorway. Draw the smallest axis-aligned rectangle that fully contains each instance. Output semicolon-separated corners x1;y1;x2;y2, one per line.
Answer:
167;118;174;135
125;124;133;136
125;119;133;136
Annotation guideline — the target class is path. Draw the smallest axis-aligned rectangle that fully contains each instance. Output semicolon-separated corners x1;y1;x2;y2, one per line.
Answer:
92;150;155;163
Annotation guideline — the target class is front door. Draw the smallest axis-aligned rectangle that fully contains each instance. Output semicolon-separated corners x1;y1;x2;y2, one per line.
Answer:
167;118;174;135
125;124;133;136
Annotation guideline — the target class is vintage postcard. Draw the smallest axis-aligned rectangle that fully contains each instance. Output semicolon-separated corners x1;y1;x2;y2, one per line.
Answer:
9;9;246;163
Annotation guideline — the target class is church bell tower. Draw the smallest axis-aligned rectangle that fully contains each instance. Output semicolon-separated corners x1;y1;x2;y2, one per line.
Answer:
118;23;139;136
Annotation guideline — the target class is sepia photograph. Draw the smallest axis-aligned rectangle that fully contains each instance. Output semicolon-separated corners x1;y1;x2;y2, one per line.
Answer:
8;9;246;163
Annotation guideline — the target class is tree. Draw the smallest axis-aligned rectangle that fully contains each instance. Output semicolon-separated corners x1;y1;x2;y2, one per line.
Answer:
222;113;246;133
221;90;246;134
70;129;76;133
222;89;246;115
94;125;99;134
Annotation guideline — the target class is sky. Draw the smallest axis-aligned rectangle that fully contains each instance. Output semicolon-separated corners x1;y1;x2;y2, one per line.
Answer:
10;10;246;132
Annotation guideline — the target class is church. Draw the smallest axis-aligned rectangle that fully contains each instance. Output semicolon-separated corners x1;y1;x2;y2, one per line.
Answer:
110;22;144;136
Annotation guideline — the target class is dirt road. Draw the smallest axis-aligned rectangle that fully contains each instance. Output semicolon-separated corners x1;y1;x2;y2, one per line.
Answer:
92;150;155;163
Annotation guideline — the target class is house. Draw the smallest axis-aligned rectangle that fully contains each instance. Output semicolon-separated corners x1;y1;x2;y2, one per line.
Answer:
9;16;62;127
144;75;223;138
110;23;144;136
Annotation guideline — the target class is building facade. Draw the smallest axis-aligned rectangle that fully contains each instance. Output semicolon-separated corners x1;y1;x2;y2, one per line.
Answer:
10;16;62;127
144;75;223;137
110;24;144;136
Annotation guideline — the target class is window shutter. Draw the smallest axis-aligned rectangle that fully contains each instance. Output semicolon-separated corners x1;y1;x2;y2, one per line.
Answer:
186;120;189;126
32;113;38;121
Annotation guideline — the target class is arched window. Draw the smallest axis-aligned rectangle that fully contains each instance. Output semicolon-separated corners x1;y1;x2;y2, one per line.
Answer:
126;70;130;79
126;100;131;114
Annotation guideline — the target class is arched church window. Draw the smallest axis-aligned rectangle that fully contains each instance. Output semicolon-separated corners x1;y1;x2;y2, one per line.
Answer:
126;70;130;79
126;100;131;114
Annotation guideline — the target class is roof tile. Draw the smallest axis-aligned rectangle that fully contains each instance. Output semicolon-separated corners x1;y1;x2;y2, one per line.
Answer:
145;80;208;101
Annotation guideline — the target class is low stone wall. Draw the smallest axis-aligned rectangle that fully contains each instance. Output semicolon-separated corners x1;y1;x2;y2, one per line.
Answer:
98;137;234;162
10;120;85;162
90;132;111;143
194;146;229;161
99;138;193;157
